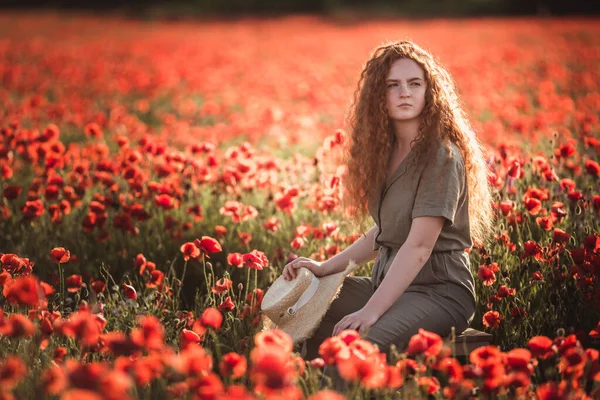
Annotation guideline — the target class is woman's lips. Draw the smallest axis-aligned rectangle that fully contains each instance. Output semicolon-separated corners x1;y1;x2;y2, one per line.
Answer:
398;104;411;107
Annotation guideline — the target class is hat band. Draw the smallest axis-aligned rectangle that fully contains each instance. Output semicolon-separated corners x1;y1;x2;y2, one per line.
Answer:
287;274;320;315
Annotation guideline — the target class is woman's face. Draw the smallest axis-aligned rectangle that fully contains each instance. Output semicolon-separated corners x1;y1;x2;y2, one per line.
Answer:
385;58;427;122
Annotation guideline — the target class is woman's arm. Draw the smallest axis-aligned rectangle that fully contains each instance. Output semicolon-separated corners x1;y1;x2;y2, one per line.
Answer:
332;216;445;335
361;216;444;318
320;224;380;276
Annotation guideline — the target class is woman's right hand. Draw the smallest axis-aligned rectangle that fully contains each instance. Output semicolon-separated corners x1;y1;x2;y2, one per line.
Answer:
282;257;328;280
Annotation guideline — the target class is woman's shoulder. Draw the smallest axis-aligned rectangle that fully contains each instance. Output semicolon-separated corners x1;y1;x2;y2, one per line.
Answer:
429;140;465;170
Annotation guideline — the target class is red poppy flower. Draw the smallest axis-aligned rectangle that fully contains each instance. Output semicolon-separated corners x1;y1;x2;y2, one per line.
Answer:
482;311;503;328
146;270;164;289
84;122;103;138
254;329;294;353
3;185;22;201
180;329;202;350
249;347;297;390
242;250;269;270
227;253;244;268
290;237;304;250
589;321;600;339
435;356;463;381
214;225;227;238
522;240;544;261
219;352;247;378
190;372;224;399
535;216;553;231
585;159;600;176
211;278;232;294
90;279;106;293
263;216;280;232
154;193;178;210
193;236;222;259
477;265;496;286
122;283;137;300
200;307;223;330
418;376;441;395
318;336;350;366
2;275;44;307
22;199;45;219
498;200;514;216
0;355;27;390
49;247;70;264
180;242;200;261
523;197;542;215
553;228;570;244
528;336;555;359
65;274;83;293
505;348;532;373
1;313;35;338
218;296;235;312
337;329;360;345
406;328;444;357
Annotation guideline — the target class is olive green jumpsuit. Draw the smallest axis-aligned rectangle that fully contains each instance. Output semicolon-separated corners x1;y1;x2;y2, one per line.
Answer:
304;140;476;359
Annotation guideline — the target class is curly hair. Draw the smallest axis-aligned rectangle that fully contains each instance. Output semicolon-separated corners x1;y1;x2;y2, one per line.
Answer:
343;40;493;246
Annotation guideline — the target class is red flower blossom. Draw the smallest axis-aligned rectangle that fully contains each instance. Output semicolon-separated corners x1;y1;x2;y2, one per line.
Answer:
90;279;106;293
219;352;247;379
535;216;554;231
211;277;232;294
3;185;22;201
584;159;600;176
65;274;83;292
154;193;178;210
553;228;570;244
2;275;44;307
482;311;503;328
254;329;294;353
180;242;200;261
523;196;542;215
477;265;496;286
122;283;137;300
528;336;555;359
147;270;164;288
84;122;103;138
218;296;235;312
193;236;222;259
522;240;544;261
22;199;45;219
49;247;70;264
242;250;269;270
250;346;297;391
590;321;600;339
201;307;223;330
406;328;444;357
0;355;27;390
0;313;35;338
227;253;244;268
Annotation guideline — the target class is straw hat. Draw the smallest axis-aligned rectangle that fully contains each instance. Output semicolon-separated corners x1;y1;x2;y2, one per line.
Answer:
261;260;358;344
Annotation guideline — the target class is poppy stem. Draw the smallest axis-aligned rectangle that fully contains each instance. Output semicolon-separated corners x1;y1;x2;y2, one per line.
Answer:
177;259;188;309
58;262;64;311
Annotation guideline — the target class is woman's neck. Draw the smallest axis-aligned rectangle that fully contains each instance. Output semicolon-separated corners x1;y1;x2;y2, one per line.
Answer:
392;118;421;151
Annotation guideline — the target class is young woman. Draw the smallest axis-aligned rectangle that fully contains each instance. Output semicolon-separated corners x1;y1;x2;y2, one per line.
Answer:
282;41;493;360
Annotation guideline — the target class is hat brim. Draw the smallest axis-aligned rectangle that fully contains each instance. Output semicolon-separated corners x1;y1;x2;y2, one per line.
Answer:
261;261;358;344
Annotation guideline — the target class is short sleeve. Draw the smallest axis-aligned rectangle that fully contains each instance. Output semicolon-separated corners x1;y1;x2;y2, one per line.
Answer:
411;145;465;226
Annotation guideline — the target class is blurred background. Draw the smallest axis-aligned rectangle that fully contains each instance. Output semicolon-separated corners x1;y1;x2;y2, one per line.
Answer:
1;0;599;18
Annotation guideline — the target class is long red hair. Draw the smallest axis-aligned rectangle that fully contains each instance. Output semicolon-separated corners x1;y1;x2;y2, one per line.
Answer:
343;41;493;246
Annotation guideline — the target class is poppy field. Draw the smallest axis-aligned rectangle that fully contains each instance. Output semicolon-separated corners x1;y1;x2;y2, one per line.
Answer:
1;12;600;399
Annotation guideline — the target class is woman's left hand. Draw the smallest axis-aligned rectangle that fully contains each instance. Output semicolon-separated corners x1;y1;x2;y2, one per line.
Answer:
332;308;379;336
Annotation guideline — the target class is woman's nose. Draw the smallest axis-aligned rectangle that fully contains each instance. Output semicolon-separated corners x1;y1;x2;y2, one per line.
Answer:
398;84;410;97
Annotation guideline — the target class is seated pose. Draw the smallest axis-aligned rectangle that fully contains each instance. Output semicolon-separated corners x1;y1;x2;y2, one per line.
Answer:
281;41;493;360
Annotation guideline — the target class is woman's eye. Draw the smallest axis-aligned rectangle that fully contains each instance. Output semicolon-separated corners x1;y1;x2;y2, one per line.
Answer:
387;83;398;88
410;82;421;87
